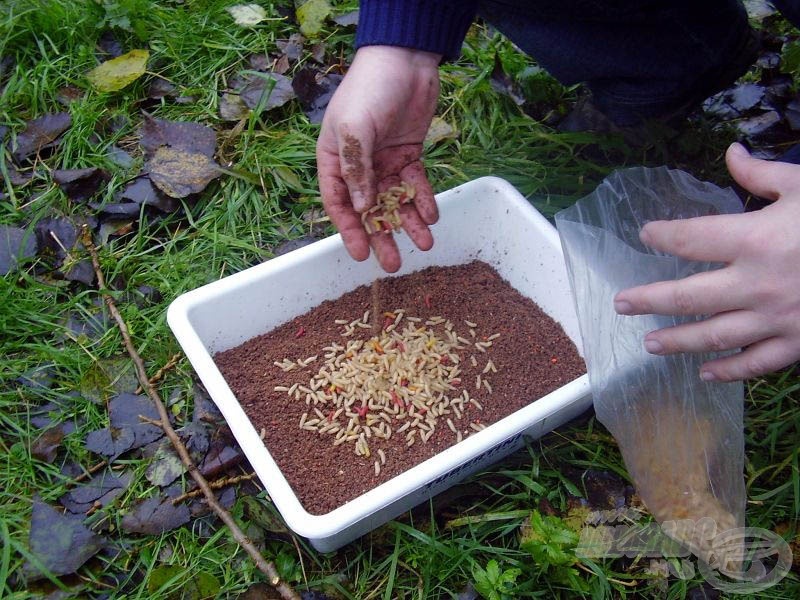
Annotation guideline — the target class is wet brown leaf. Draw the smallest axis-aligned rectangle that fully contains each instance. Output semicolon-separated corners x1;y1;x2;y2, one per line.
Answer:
138;116;217;159
31;426;65;463
23;502;105;579
12;112;72;162
239;73;296;112
146;146;221;198
53;167;109;202
121;495;191;535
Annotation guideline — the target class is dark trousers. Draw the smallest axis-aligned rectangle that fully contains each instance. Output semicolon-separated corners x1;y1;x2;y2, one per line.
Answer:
477;1;755;125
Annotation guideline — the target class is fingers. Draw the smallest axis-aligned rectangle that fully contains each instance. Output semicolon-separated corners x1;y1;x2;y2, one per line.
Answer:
699;337;798;382
637;214;744;263
725;142;800;202
642;310;775;356
614;268;743;317
399;162;438;225
337;123;377;213
319;168;370;262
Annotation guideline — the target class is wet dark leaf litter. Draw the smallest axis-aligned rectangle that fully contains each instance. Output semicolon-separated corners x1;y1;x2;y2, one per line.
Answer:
24;501;106;579
60;470;133;514
120;495;191;535
84;393;164;458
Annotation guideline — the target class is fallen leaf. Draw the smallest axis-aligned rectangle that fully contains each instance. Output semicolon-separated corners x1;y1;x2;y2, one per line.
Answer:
24;502;105;579
57;85;85;105
148;565;221;599
63;303;111;346
98;218;136;244
16;364;56;391
425;116;459;145
291;67;341;123
333;9;359;26
219;92;250;121
247;53;271;71
276;33;304;61
272;53;291;75
240;496;287;533
146;77;177;99
53;167;109;202
226;3;267;27
736;110;782;137
33;216;94;284
0;225;38;275
296;0;331;37
87;49;149;93
31;426;65;463
106;145;135;169
97;30;125;59
146;146;221;198
138;116;217;159
310;42;326;63
490;54;525;106
198;440;243;479
121;495;191;535
12;112;71;162
192;384;223;424
239;73;296;112
120;176;180;212
60;470;132;514
84;393;164;458
145;443;185;487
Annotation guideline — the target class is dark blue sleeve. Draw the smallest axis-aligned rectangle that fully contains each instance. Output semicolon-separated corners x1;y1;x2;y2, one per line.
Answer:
355;0;478;61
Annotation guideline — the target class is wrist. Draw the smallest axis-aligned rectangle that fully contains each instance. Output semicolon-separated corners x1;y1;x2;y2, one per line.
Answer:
354;45;442;70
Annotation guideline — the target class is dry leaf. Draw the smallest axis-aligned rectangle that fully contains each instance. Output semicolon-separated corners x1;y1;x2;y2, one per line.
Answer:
226;3;267;27
87;49;149;93
425;116;459;145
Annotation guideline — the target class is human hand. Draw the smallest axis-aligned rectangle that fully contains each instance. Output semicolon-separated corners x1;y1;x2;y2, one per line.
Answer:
614;142;800;381
317;46;441;272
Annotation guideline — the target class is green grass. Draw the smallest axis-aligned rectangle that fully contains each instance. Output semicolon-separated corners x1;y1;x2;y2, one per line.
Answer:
1;1;799;598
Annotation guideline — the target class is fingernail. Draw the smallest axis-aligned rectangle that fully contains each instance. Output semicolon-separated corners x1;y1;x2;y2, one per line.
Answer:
644;339;663;354
614;300;633;315
700;370;717;382
728;142;749;157
352;191;368;212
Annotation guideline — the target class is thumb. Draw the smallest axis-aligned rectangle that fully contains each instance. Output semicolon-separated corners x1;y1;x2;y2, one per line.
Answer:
337;123;376;213
726;142;800;202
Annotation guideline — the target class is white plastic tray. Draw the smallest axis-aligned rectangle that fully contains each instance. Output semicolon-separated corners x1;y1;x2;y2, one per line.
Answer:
167;176;591;551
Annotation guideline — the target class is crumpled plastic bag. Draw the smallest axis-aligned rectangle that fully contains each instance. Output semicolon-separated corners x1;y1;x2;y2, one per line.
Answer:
555;166;745;569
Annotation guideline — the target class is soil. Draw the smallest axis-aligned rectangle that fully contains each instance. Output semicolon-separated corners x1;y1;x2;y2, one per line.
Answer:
214;260;585;515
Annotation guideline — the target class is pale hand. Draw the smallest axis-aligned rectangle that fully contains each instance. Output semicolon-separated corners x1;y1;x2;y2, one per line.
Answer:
614;142;800;381
317;46;442;272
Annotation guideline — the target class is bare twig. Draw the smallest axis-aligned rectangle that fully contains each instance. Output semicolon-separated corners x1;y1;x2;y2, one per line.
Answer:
72;459;109;485
171;472;257;505
135;352;182;394
81;226;300;600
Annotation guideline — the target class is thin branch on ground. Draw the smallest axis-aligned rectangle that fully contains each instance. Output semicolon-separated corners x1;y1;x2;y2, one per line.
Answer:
171;472;257;505
81;226;301;600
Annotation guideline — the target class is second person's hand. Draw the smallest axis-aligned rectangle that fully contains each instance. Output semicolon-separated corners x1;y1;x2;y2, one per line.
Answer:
317;45;442;272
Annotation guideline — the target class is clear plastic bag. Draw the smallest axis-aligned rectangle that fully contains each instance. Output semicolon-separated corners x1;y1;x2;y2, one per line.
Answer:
555;166;745;568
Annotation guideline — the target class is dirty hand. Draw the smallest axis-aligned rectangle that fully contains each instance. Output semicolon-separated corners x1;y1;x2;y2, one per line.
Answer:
317;45;441;273
614;142;800;381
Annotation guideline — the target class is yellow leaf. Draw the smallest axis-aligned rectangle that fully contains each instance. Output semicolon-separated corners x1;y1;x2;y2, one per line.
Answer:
87;49;149;93
226;4;267;27
296;0;331;37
